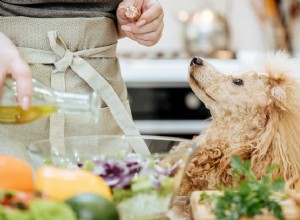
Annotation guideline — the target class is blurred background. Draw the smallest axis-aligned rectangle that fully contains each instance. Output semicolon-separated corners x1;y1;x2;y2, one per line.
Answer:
118;0;300;58
117;0;300;139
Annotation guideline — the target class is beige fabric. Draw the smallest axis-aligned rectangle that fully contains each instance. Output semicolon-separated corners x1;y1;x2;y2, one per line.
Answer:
0;16;149;161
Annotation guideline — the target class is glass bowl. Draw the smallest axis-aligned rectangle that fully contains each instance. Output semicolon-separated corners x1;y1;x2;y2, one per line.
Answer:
27;135;196;220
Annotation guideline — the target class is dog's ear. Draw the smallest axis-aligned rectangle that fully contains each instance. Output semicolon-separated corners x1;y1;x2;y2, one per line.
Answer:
260;73;295;111
253;51;299;111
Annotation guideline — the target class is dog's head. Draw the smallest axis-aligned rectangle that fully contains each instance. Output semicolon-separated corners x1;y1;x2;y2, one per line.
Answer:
189;52;300;181
188;52;300;119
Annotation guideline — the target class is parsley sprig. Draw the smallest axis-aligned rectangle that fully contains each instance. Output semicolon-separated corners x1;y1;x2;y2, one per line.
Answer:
199;156;285;220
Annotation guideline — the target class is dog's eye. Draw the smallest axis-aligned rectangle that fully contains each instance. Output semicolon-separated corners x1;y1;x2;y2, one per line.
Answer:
233;78;244;86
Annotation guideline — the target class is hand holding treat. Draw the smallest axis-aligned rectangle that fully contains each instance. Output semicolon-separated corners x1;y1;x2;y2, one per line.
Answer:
125;5;141;22
116;0;164;46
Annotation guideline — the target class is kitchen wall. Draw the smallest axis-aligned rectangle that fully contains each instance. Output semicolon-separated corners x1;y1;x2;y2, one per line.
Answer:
117;0;300;57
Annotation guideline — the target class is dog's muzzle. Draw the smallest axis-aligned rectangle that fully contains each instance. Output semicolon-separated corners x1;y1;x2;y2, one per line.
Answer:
190;57;203;66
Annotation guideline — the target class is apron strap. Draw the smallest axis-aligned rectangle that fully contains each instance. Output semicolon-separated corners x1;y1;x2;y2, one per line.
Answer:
19;31;150;156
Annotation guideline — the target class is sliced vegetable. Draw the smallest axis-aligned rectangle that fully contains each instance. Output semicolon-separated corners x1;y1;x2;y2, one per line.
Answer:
0;154;34;192
35;165;112;201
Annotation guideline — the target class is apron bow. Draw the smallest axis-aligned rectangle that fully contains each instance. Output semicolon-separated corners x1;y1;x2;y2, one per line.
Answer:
18;31;150;156
53;49;74;73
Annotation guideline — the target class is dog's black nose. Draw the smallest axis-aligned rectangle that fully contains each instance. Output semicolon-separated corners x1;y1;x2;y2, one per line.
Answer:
190;57;203;66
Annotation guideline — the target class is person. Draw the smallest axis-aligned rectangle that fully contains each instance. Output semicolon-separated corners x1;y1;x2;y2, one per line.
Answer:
0;0;164;161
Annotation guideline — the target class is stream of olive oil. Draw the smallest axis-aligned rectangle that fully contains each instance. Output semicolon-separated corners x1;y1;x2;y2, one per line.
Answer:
0;106;57;124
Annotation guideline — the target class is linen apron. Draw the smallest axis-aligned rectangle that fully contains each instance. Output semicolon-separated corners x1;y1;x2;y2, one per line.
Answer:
0;16;149;161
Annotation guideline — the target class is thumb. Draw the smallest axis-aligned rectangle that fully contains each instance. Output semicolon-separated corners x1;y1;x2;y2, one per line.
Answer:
116;5;128;22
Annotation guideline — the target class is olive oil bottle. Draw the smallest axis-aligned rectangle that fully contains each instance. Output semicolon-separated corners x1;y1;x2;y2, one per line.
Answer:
0;78;100;124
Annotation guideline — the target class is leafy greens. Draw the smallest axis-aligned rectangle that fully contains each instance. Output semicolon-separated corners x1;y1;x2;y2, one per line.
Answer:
199;156;286;220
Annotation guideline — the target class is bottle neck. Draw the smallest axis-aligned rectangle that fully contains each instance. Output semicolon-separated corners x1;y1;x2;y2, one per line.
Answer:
53;91;100;121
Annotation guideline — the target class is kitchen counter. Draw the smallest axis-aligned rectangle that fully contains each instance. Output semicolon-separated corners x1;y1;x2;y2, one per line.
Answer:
134;119;212;135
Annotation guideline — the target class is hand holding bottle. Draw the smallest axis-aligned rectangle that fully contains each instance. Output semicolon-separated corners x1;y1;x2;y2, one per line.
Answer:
1;78;100;124
0;32;32;110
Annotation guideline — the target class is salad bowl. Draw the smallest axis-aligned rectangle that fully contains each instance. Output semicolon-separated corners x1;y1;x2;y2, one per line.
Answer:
27;135;196;220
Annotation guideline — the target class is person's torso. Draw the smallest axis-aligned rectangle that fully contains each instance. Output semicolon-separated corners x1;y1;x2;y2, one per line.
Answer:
0;0;121;18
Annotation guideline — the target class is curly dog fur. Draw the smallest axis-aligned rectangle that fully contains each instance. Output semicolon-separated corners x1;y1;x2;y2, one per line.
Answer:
178;52;300;196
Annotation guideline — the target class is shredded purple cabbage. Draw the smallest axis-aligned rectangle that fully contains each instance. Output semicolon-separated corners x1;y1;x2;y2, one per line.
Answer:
74;155;183;190
90;158;142;189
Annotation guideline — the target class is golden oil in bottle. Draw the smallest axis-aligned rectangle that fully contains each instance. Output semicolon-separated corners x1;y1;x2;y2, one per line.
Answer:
1;77;100;124
0;106;58;124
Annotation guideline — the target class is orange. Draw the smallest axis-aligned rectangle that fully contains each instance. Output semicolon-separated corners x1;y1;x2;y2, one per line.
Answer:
0;154;34;192
35;165;112;201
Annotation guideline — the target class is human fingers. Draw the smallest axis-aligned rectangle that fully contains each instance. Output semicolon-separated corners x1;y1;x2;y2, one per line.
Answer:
121;13;163;46
135;22;163;46
136;0;163;27
0;32;32;110
131;13;163;34
135;31;162;47
0;67;6;100
10;60;32;110
122;31;138;42
116;5;129;24
0;60;31;110
120;0;163;34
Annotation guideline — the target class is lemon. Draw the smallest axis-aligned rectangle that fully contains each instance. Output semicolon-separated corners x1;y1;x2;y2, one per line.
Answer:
35;165;112;201
65;193;120;220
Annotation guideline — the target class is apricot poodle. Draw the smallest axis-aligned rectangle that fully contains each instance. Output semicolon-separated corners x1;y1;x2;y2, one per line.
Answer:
178;52;300;196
